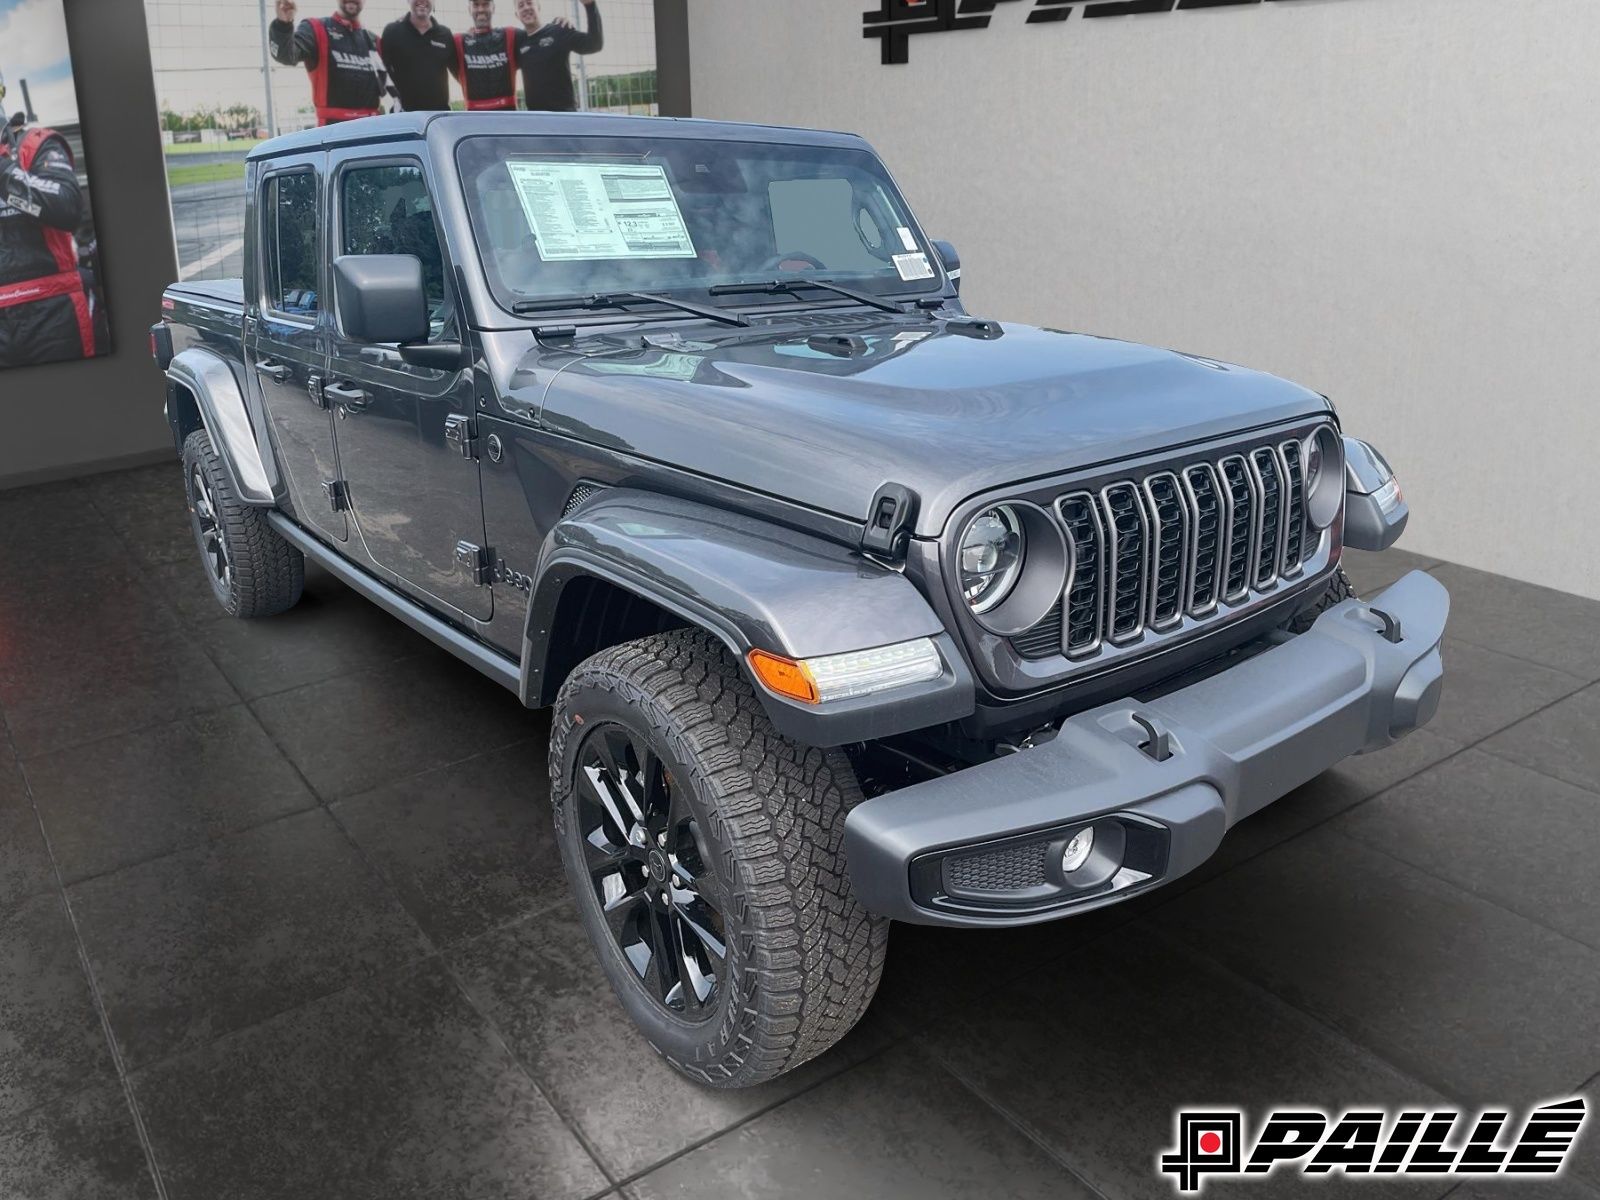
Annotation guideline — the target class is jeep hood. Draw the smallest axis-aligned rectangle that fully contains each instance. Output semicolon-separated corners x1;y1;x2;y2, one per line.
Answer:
520;315;1330;538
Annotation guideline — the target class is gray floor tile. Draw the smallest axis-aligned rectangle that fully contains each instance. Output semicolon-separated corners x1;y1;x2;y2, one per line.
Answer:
1155;828;1600;1102
1482;683;1600;798
1453;1182;1600;1200
1573;1077;1600;1192
450;901;893;1179
874;902;1130;1034
0;554;180;672
252;651;535;799
0;1082;157;1200
191;581;421;700
142;558;234;626
0;893;119;1122
0;632;238;760
97;486;200;568
0;477;98;532
26;706;316;884
332;738;562;946
1187;727;1465;886
1332;749;1600;950
627;1042;1086;1200
1428;638;1587;747
0;755;55;917
1342;546;1440;597
1430;563;1600;682
131;958;606;1200
78;463;184;514
917;923;1447;1200
68;808;431;1068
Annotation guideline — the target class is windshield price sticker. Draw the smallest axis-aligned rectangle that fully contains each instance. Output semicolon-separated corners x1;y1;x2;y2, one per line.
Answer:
893;251;934;281
506;161;697;261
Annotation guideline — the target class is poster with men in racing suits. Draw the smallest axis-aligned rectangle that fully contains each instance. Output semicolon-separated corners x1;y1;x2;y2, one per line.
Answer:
0;0;111;370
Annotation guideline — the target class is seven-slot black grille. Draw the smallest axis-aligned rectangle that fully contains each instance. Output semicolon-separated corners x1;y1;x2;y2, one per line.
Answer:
1250;447;1284;589
1280;440;1306;575
1006;432;1324;663
1143;473;1188;630
1219;456;1255;601
1058;494;1104;657
1183;465;1223;613
1102;483;1148;643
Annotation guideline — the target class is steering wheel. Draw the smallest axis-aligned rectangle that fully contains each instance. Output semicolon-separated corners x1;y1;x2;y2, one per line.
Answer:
761;251;827;272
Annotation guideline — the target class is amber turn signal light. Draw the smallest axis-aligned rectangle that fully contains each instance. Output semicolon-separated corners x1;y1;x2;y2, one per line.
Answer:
746;649;819;705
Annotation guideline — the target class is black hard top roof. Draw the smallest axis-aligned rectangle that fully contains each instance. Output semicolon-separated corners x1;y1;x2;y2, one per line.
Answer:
246;111;870;161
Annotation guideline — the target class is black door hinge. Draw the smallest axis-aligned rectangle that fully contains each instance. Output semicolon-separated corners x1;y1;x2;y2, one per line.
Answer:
444;413;476;459
308;375;328;410
860;482;918;562
322;479;349;512
455;540;493;585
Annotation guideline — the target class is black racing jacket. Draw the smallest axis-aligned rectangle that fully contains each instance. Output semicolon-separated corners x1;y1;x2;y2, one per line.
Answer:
518;2;603;113
453;26;520;110
270;13;385;124
0;127;94;367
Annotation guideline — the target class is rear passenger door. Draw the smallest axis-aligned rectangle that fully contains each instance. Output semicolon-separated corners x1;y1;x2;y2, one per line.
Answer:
247;156;345;543
325;152;489;621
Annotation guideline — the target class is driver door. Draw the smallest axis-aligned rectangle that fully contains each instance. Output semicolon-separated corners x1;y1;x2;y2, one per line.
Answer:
324;151;490;622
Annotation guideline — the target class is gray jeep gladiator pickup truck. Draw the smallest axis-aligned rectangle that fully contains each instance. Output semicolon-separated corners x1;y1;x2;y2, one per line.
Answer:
152;112;1445;1088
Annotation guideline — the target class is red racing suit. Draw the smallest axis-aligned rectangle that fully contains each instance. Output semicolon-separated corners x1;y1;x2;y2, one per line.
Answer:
269;13;386;125
0;128;93;369
452;27;520;110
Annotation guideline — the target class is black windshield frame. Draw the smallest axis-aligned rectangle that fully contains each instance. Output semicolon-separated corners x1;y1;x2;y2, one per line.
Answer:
454;133;947;321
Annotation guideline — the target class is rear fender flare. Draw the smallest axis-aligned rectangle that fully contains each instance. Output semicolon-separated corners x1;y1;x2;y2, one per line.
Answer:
167;347;276;505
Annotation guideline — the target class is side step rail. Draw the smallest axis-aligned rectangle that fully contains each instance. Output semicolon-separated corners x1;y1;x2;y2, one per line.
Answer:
265;512;523;696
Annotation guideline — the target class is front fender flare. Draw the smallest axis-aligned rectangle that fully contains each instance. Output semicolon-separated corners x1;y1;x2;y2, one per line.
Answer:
522;490;975;745
167;348;275;505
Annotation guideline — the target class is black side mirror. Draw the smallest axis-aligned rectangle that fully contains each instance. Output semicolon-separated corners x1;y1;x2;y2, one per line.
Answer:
932;240;961;293
333;254;430;345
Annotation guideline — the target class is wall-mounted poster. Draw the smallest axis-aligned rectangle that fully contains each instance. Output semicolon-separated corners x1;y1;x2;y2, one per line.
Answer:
0;0;110;370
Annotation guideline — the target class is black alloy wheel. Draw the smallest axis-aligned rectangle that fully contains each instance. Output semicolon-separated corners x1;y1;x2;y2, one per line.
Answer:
575;721;727;1017
187;457;233;596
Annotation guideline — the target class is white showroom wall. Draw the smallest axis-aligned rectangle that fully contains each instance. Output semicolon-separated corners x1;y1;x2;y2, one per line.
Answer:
686;0;1600;601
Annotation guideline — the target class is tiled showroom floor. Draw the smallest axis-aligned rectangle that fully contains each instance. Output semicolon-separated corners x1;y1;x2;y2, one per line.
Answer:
2;461;1598;1199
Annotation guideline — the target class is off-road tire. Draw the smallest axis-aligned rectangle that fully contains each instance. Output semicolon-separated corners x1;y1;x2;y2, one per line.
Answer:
550;629;889;1089
181;429;303;619
1289;566;1356;634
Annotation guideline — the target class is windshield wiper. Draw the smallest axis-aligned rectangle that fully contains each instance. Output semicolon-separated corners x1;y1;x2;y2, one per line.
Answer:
511;291;748;328
707;278;908;315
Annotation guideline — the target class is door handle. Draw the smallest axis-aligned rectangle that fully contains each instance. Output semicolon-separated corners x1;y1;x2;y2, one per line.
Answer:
254;360;290;383
324;381;369;412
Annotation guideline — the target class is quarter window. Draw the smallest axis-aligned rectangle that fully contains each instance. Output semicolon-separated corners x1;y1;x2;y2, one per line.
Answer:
263;171;319;318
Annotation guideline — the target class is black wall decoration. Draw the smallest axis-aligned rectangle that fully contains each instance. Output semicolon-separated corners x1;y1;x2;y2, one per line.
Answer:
864;0;1314;65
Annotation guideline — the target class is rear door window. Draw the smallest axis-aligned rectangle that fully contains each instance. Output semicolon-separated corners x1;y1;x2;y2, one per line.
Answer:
262;171;319;319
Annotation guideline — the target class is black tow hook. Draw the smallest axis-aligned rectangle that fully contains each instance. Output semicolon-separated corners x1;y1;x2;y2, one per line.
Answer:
1130;713;1174;763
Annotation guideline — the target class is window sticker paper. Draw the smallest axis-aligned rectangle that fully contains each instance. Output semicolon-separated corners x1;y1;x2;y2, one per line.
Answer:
505;161;697;261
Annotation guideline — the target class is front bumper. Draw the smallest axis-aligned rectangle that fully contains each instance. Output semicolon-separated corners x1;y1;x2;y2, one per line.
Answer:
844;569;1449;926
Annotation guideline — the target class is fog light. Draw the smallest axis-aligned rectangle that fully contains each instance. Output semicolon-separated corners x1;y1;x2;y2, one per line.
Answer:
1061;827;1094;873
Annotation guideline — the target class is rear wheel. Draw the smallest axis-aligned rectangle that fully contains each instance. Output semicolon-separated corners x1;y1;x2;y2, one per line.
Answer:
182;429;303;619
550;629;888;1088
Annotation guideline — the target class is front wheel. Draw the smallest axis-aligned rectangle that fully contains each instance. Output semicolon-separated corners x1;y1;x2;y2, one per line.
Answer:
549;629;888;1088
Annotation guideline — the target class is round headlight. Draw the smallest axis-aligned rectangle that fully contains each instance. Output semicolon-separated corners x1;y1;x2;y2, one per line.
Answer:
960;506;1025;614
1303;425;1345;530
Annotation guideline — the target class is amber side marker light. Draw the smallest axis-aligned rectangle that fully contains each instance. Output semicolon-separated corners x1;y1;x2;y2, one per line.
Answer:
747;639;944;706
747;649;820;704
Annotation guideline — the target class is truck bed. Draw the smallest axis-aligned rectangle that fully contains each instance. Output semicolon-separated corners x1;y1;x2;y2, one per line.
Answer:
166;277;244;311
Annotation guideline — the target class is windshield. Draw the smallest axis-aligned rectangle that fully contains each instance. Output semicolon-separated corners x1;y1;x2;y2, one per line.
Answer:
455;134;943;315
